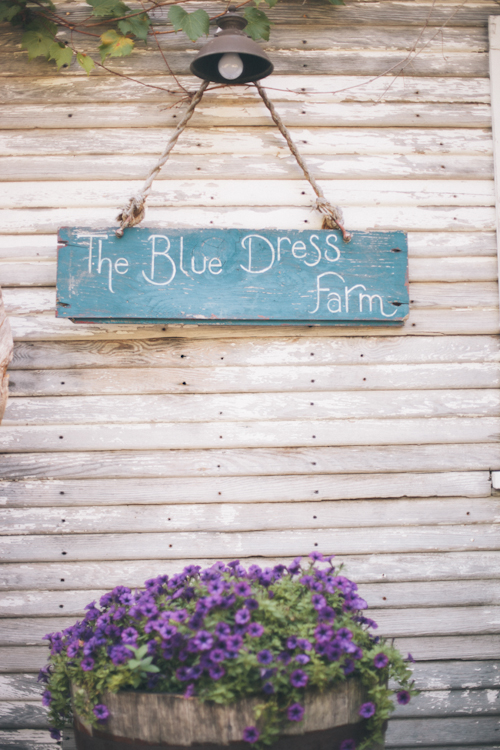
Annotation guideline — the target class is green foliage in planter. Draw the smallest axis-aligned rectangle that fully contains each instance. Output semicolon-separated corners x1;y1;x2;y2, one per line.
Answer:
40;553;416;749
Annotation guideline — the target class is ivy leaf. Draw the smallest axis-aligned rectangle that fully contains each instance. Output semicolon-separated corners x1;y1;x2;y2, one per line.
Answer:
48;41;73;69
243;7;271;41
87;0;130;17
0;2;23;21
99;29;134;62
168;6;209;42
118;12;150;41
265;0;278;7
77;52;95;74
21;29;53;59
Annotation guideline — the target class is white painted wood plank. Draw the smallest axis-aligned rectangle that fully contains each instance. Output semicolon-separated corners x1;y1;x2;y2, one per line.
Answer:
0;75;491;106
2;231;497;262
0;729;56;749
394;688;500;718
1;580;498;617
4;390;499;426
0;102;491;130
7;363;500;398
1;606;498;644
0;417;498;453
2;498;498;536
386;717;500;746
7;309;500;341
0;525;498;563
11;334;499;369
0;702;48;729
2;153;493;182
0;207;495;237
1;551;498;590
0;676;42;701
0;473;490;508
0;128;491;158
0;49;491;79
1;179;494;209
1;443;497;479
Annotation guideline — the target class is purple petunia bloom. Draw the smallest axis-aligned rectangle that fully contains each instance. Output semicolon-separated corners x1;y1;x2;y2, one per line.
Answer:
295;654;310;665
290;669;308;688
309;551;324;562
209;664;225;680
359;702;376;719
42;690;52;707
81;657;95;671
226;635;243;653
234;581;252;597
257;649;273;665
193;631;214;651
315;624;333;643
215;622;231;637
122;627;139;645
184;683;196;698
297;638;312;651
343;659;355;676
176;666;191;681
287;703;305;722
406;653;415;663
67;641;80;658
374;652;389;669
247;622;264;638
262;681;275;695
242;726;260;743
318;606;336;622
93;705;110;723
340;740;356;750
109;646;129;665
286;636;298;650
235;608;250;625
209;648;226;663
49;728;61;740
245;598;259;611
397;690;411;705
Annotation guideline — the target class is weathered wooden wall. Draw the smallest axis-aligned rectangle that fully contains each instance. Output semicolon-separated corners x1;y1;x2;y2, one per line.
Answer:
1;1;500;747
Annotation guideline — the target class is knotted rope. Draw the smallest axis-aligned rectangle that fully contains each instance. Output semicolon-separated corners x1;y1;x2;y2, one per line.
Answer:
116;79;210;238
254;81;352;243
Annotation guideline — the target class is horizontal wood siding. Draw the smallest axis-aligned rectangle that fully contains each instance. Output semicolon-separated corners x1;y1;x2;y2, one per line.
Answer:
1;1;500;749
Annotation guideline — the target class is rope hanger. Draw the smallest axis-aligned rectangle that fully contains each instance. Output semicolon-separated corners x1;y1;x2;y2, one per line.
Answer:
116;81;352;243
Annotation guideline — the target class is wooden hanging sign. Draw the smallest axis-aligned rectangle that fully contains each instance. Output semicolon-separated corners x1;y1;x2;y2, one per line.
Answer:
56;227;409;325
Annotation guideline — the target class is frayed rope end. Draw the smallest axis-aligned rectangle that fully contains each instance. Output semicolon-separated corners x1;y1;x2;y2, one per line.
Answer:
115;197;146;238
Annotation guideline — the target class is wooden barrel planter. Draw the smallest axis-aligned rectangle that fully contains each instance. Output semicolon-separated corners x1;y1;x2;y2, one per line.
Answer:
73;678;385;750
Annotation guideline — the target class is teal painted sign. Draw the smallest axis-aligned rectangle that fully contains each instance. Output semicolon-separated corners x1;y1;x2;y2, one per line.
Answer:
56;228;409;325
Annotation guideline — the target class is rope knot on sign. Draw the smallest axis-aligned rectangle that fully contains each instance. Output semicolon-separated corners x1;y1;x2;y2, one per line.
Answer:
116;79;351;242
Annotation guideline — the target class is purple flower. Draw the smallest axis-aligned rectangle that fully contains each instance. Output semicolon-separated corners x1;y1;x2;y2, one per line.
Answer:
318;606;335;622
234;581;252;597
242;726;260;743
340;740;356;750
81;657;94;671
209;648;225;663
397;690;411;705
359;702;376;719
262;681;275;695
37;666;51;684
406;653;415;663
93;704;110;722
247;622;264;638
290;669;308;688
49;728;61;740
295;654;310;665
109;646;129;665
343;659;355;676
257;649;273;665
193;631;214;651
184;683;195;698
315;624;332;642
286;636;298;650
288;557;302;574
226;635;243;653
122;627;139;645
235;608;250;625
309;551;324;562
374;652;389;669
42;690;52;707
67;641;80;658
287;703;305;722
176;666;191;681
209;665;225;680
297;638;312;651
215;622;231;637
245;598;259;611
